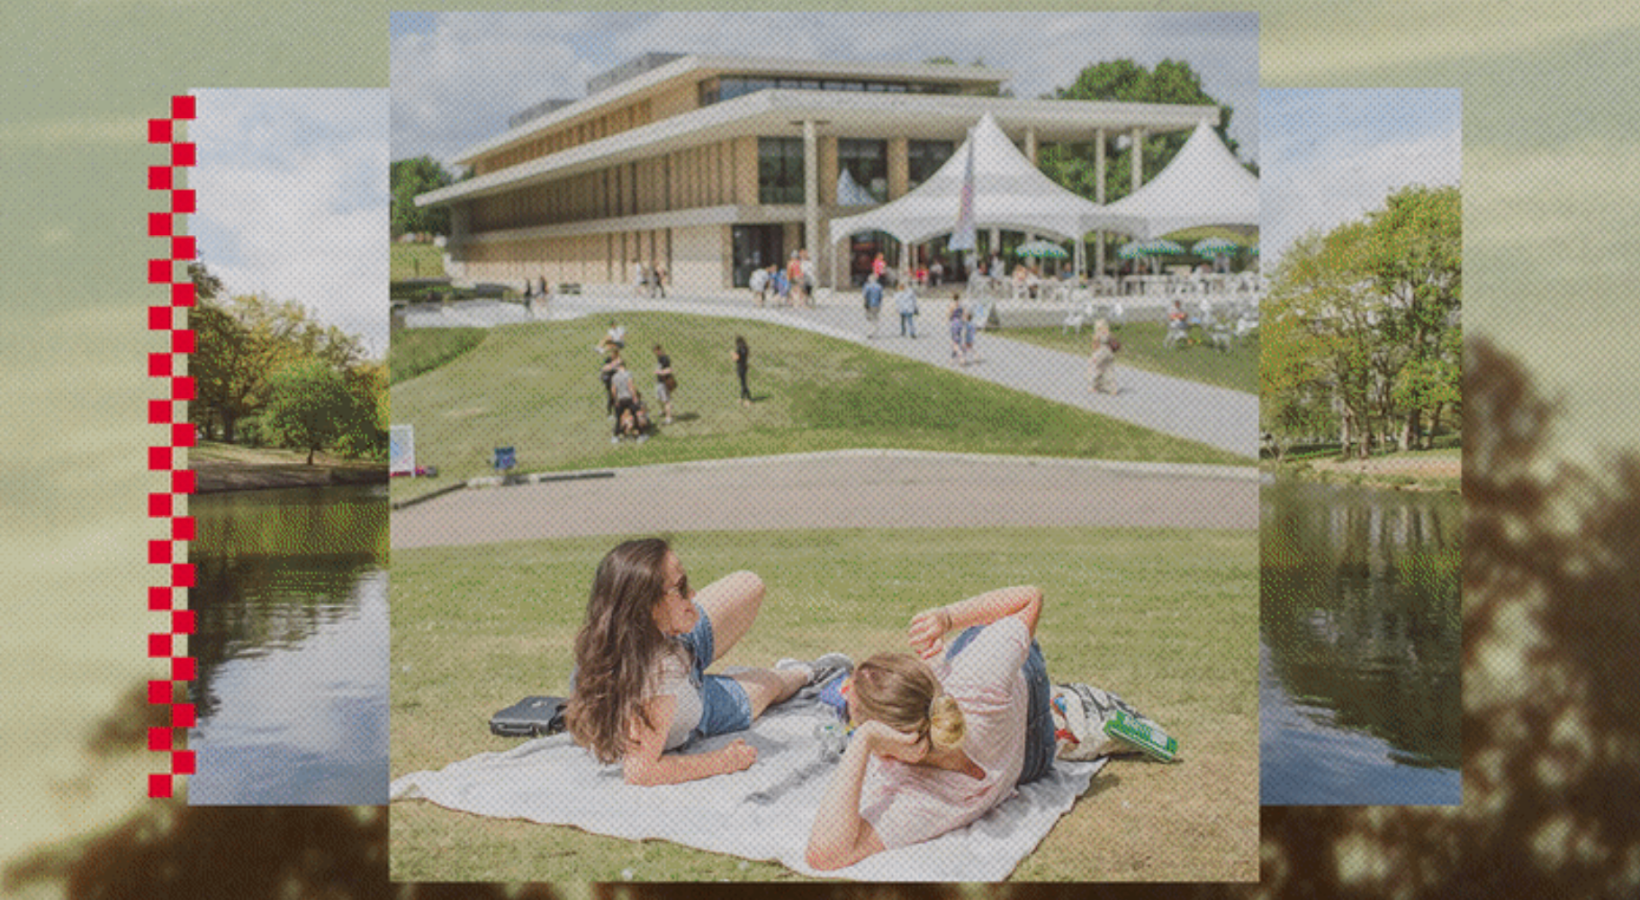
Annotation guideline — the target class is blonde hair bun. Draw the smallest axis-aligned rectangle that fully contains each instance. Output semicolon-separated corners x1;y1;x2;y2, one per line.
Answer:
927;694;967;751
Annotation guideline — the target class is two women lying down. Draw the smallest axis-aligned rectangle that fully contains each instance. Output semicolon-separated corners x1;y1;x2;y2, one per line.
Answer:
563;538;1056;870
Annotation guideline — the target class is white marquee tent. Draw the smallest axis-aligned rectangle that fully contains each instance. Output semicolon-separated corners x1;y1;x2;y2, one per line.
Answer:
828;113;1103;252
1079;120;1259;240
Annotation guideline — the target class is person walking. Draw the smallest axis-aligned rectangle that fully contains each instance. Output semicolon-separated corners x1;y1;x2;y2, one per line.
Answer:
1088;319;1119;395
947;295;968;366
749;264;770;307
799;250;816;308
786;252;806;308
895;283;919;338
653;343;677;425
650;259;668;298
962;308;979;364
862;275;884;339
731;334;752;406
632;259;647;297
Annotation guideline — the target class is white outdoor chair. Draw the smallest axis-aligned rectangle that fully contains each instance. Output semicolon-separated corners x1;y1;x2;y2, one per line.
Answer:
1062;297;1095;334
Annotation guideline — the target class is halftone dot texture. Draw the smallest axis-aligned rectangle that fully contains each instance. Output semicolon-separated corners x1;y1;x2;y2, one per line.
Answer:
146;94;199;799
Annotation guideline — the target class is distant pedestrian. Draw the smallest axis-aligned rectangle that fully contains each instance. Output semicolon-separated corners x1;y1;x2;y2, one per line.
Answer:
948;295;968;365
872;252;887;284
632;259;647;297
653;343;677;425
732;335;752;406
800;250;816;308
1089;319;1118;395
895;284;919;338
963;308;979;363
862;275;884;339
610;360;642;443
929;258;944;287
787;252;806;307
650;260;667;298
749;265;771;306
600;348;623;418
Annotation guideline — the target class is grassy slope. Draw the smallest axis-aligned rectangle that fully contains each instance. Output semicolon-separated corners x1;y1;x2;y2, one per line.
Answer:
389;313;1247;501
389;527;1257;882
997;321;1259;395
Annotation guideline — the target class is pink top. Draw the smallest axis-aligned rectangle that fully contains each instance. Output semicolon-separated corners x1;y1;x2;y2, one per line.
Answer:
857;617;1031;848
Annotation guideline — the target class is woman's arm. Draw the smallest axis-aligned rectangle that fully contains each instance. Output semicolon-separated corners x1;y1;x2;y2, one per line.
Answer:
621;693;756;786
806;722;919;870
908;585;1042;659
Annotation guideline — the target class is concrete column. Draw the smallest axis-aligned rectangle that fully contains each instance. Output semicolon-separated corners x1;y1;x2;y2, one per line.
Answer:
803;119;820;272
1024;127;1037;165
887;137;909;200
1130;127;1145;195
1095;127;1107;278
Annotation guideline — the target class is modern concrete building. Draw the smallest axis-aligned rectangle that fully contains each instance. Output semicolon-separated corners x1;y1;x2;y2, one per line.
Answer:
415;53;1217;293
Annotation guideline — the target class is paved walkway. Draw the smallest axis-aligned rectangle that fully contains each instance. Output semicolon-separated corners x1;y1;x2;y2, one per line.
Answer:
403;288;1257;458
391;450;1257;550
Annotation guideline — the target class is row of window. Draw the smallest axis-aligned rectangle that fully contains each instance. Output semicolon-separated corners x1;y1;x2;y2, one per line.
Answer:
757;137;954;205
700;75;964;107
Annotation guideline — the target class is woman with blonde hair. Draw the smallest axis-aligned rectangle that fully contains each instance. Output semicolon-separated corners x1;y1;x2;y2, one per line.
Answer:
805;585;1054;870
564;538;850;785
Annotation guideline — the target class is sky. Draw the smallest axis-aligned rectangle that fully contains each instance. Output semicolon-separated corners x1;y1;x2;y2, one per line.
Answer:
188;89;391;359
1259;89;1462;271
388;11;1260;171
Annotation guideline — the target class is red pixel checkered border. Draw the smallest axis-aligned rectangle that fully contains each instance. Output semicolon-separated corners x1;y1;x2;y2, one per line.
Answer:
146;94;200;798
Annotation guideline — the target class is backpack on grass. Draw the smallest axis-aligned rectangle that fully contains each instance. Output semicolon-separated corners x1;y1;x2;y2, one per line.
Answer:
1050;682;1178;762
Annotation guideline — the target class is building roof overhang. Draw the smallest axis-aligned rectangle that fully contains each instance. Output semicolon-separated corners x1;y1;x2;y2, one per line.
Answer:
418;90;1217;208
456;53;1016;165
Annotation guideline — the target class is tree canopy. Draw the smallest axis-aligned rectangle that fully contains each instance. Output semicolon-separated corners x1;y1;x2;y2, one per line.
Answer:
1037;58;1249;206
1262;185;1461;457
391;155;455;238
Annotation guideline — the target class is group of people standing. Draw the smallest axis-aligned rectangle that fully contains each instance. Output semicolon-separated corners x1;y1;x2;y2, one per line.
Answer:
598;321;676;444
631;259;669;299
749;250;816;308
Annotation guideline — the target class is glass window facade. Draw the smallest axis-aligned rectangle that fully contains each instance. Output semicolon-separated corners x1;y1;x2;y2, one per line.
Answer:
758;137;805;205
908;140;955;188
699;75;961;107
837;138;888;202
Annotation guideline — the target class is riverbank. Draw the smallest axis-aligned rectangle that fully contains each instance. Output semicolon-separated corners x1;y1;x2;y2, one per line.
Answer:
190;442;387;493
1265;448;1461;493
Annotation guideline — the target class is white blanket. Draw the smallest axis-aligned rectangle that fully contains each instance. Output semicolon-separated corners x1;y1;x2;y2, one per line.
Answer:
391;697;1104;881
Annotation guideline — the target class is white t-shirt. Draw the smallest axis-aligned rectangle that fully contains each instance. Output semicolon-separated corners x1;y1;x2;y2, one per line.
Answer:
857;617;1031;848
651;647;702;751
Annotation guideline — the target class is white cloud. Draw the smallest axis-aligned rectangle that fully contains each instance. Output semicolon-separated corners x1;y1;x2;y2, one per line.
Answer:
190;89;389;357
390;12;1259;168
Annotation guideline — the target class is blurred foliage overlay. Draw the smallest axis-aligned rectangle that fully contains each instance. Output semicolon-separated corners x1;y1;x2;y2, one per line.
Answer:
8;338;1640;897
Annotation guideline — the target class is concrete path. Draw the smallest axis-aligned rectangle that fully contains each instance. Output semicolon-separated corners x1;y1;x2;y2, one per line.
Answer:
390;450;1257;550
403;288;1257;458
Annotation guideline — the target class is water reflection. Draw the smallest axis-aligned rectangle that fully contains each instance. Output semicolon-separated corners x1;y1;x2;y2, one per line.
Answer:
1260;477;1461;805
187;484;389;805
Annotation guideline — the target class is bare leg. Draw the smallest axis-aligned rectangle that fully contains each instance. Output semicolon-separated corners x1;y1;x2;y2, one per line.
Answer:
694;570;765;663
730;667;808;718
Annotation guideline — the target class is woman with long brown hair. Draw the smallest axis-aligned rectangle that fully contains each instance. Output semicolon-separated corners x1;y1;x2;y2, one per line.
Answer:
564;538;849;785
805;584;1054;869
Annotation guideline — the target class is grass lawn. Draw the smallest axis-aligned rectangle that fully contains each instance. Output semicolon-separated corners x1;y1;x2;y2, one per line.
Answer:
390;526;1258;882
389;313;1248;503
998;321;1258;395
389;327;487;385
391;242;447;282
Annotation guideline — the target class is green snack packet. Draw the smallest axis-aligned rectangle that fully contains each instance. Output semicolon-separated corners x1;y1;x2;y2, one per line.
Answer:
1102;708;1178;762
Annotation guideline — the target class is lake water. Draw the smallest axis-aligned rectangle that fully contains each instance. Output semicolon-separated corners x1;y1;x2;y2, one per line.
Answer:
186;484;389;805
1260;477;1462;805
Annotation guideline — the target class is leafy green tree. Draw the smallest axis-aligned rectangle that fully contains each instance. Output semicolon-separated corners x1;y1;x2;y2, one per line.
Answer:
262;358;354;464
1038;59;1248;206
391;155;454;238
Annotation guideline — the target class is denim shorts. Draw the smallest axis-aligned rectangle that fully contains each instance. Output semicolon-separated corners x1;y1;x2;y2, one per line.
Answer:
674;602;754;742
946;625;1055;786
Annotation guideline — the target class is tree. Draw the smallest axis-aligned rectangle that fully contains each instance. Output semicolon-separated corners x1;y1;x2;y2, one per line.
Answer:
390;155;454;238
1037;59;1248;206
262;358;355;464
